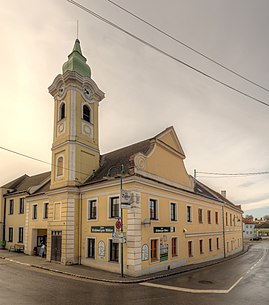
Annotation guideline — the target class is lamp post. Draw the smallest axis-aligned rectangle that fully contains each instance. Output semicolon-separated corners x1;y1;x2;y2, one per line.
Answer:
107;164;125;277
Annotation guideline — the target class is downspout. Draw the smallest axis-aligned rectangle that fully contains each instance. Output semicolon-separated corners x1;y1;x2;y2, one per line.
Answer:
222;204;226;258
3;198;6;245
78;190;82;264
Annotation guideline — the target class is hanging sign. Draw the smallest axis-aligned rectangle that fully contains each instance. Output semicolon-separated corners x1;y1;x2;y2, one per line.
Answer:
121;189;131;209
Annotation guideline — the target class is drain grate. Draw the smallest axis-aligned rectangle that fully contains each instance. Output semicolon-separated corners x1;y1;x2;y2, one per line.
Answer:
198;280;213;285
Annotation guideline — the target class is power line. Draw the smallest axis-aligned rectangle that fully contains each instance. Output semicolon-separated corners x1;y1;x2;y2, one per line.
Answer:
0;146;90;177
197;170;269;177
66;0;269;108
108;0;269;94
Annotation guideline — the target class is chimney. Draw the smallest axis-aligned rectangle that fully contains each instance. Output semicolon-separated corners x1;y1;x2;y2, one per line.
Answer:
221;190;226;198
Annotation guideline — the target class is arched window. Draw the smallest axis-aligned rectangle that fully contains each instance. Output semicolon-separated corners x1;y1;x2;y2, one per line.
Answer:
56;156;64;176
59;103;65;120
83;105;91;123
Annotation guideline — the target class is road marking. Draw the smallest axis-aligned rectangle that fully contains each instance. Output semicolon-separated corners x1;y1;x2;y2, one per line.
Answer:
141;250;266;294
140;276;244;294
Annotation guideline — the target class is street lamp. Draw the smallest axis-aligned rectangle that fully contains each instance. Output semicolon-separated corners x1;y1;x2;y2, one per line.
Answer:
106;164;125;277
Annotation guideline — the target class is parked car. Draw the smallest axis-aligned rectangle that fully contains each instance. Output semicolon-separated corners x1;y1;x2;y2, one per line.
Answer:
251;236;262;241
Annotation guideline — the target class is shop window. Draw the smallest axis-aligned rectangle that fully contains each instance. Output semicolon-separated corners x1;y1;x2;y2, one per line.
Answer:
199;240;204;254
171;237;177;257
109;240;119;262
188;241;193;257
8;227;13;242
209;238;212;251
87;238;95;259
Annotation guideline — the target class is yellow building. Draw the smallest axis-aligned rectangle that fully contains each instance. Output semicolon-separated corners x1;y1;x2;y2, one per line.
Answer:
0;39;243;277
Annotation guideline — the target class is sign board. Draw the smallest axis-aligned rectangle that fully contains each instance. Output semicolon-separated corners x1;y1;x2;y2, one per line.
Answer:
160;244;168;262
91;226;114;233
120;189;131;209
153;227;175;233
112;232;126;243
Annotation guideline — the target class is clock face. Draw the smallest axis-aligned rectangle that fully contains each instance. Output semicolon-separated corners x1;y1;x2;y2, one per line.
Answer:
57;82;65;99
83;86;92;100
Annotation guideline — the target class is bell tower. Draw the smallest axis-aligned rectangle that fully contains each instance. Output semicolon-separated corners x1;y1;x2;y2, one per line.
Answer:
48;39;105;189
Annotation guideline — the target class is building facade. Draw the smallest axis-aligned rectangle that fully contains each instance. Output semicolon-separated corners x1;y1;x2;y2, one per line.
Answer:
0;39;243;277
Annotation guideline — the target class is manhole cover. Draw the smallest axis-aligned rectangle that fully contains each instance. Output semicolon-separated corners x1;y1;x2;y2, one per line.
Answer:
199;280;213;285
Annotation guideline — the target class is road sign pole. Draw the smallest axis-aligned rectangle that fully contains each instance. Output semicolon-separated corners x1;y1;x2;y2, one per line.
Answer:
120;164;124;277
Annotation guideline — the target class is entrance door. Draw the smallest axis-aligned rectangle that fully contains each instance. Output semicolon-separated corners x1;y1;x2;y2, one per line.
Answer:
51;231;62;262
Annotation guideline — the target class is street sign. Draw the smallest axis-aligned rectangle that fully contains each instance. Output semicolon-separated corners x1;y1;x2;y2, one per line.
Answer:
115;219;122;230
112;232;126;243
120;189;131;209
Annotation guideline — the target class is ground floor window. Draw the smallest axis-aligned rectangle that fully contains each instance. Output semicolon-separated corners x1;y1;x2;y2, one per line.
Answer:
188;241;193;257
8;227;13;242
216;237;220;249
109;240;119;262
199;239;204;254
18;227;23;243
171;237;177;257
87;238;95;259
151;239;158;261
209;238;212;251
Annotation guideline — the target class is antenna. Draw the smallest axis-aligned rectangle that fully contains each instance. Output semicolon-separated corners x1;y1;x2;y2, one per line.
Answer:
76;20;79;39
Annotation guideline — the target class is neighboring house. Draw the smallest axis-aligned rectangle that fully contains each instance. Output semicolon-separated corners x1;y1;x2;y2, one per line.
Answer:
242;218;256;239
0;39;243;277
255;222;269;237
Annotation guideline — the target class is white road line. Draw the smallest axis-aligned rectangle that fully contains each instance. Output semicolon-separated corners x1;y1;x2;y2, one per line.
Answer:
140;250;266;294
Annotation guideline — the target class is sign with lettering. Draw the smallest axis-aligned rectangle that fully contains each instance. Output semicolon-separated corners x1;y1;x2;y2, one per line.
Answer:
153;227;175;233
91;226;114;233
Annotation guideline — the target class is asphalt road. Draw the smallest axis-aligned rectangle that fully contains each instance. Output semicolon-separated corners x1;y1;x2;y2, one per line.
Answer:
0;241;268;305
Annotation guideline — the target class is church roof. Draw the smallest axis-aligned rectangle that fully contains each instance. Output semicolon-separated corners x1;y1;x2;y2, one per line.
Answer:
62;39;91;77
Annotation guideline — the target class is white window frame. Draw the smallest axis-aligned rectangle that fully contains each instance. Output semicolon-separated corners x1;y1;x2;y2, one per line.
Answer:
186;205;192;223
87;198;98;221
148;198;159;221
86;237;96;259
150;238;160;263
108;196;120;219
32;204;38;220
170;202;178;222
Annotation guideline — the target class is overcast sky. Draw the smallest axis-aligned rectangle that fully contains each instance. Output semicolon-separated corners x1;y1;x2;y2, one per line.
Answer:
0;0;269;218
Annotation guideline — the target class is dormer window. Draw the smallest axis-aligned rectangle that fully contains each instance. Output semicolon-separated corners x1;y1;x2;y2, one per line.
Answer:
59;102;65;120
83;104;91;123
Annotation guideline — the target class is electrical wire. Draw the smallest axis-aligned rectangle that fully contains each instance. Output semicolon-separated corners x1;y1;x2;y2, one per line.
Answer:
108;0;269;94
197;171;269;176
0;146;90;177
66;0;269;108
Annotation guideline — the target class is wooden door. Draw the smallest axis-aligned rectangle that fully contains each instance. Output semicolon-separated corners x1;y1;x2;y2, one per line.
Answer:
51;231;62;262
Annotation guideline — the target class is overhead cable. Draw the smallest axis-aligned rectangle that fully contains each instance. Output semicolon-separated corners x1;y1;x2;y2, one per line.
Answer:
66;0;269;108
108;0;269;94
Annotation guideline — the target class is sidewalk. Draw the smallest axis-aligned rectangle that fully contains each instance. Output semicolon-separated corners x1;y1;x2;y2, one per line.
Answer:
0;247;249;284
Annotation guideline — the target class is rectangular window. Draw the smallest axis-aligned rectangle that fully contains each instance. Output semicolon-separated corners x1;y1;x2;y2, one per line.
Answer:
8;227;13;242
188;241;193;257
109;197;119;218
88;200;97;220
216;237;220;249
230;214;232;226
151;239;158;261
43;203;49;219
19;198;24;214
109;240;119;262
149;199;158;220
171;237;177;257
207;210;211;224
170;203;176;221
32;204;37;219
209;238;212;251
199;240;203;254
87;238;95;259
18;227;23;243
226;212;228;226
187;206;192;222
198;208;203;224
215;211;219;224
9;199;14;215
